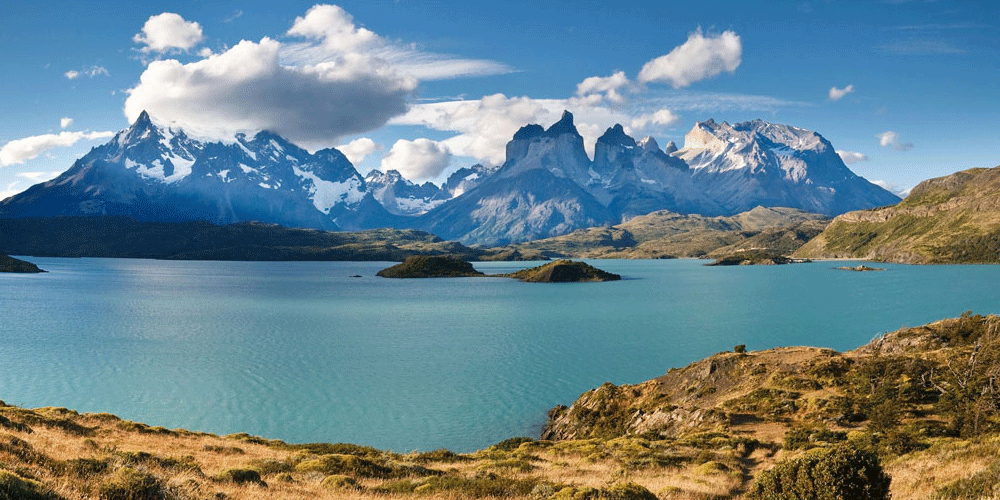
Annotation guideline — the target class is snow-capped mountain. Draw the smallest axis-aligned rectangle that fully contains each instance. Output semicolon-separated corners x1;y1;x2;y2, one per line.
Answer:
415;112;898;245
0;110;900;247
364;169;449;216
0;111;373;230
677;119;900;215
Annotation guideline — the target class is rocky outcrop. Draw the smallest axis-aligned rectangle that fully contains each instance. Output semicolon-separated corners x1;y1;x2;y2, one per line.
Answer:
0;254;44;273
376;256;485;278
505;260;621;282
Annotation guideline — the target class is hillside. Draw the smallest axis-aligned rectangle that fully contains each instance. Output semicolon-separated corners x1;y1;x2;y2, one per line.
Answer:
795;166;1000;263
506;206;829;259
0;216;530;262
2;314;1000;499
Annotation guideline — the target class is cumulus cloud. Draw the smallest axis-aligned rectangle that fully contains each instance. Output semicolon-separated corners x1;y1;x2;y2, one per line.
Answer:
134;12;204;52
124;37;416;147
638;28;741;88
60;117;73;129
280;5;510;81
576;71;630;104
380;138;452;181
0;130;114;167
287;4;380;54
878;131;914;151
829;84;854;101
64;70;80;80
836;150;869;164
337;137;379;166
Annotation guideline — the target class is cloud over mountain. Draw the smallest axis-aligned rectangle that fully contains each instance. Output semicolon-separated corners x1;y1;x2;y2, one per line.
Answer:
638;29;742;88
133;13;204;53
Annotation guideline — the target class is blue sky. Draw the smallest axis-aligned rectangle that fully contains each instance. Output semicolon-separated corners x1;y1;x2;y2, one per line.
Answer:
1;0;997;198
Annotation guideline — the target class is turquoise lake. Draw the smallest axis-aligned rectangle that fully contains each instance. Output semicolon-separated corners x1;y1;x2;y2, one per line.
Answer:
1;257;997;452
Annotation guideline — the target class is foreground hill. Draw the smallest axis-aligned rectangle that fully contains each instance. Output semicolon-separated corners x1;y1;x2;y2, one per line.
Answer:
795;166;1000;263
506;206;829;259
3;314;1000;499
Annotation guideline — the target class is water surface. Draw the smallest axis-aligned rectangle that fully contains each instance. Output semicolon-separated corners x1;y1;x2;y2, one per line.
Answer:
1;258;996;451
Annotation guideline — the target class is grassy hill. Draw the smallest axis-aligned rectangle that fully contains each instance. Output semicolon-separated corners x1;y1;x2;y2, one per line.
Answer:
3;314;1000;499
505;206;829;260
795;166;1000;263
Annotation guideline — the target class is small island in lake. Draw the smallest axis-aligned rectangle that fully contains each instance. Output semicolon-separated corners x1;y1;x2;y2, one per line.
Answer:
376;255;486;278
837;265;886;272
0;254;45;273
707;250;811;266
376;257;621;282
503;259;621;282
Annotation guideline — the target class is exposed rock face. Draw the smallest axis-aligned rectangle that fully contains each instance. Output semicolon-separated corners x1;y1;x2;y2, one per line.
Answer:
364;169;449;216
0;254;45;273
506;260;621;282
795;165;1000;263
376;256;485;278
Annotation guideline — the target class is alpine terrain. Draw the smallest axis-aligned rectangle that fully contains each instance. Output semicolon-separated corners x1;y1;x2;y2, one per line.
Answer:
0;111;899;246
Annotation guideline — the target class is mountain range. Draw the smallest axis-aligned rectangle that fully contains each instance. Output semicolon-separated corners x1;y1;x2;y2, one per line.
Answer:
0;111;899;246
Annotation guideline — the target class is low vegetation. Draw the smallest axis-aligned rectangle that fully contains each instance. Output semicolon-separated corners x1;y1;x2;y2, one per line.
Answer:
795;165;1000;263
2;314;1000;498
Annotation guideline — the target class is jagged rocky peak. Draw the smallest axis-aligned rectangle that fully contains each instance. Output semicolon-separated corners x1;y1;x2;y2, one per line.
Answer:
598;124;637;148
682;119;734;150
544;110;581;137
663;141;678;154
638;136;662;153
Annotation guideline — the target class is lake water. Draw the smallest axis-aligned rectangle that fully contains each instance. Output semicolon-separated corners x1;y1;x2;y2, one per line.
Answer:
1;257;998;452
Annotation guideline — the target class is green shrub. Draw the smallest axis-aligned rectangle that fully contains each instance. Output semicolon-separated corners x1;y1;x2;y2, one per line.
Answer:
0;469;61;500
216;468;264;486
746;444;890;500
61;457;109;477
294;454;391;478
98;468;164;500
604;482;658;500
320;474;357;489
412;448;467;463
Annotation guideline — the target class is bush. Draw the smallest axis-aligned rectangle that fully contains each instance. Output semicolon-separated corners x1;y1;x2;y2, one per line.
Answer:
294;454;391;478
604;482;658;500
98;468;164;500
320;474;357;489
216;468;264;486
746;444;890;500
0;469;61;500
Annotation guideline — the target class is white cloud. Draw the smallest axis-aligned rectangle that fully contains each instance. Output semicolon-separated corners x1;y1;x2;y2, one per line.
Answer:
872;180;911;197
280;5;510;81
576;71;629;104
836;150;869;164
337;137;379;166
0;131;114;167
65;66;109;80
878;131;914;151
380;138;451;181
133;12;204;53
630;109;681;130
638;28;742;88
829;84;854;101
124;37;416;147
286;4;380;54
16;171;62;182
60;117;73;129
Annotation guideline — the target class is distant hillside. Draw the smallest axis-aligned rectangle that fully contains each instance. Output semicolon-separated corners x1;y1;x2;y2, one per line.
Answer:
506;206;829;259
795;166;1000;263
0;216;520;262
